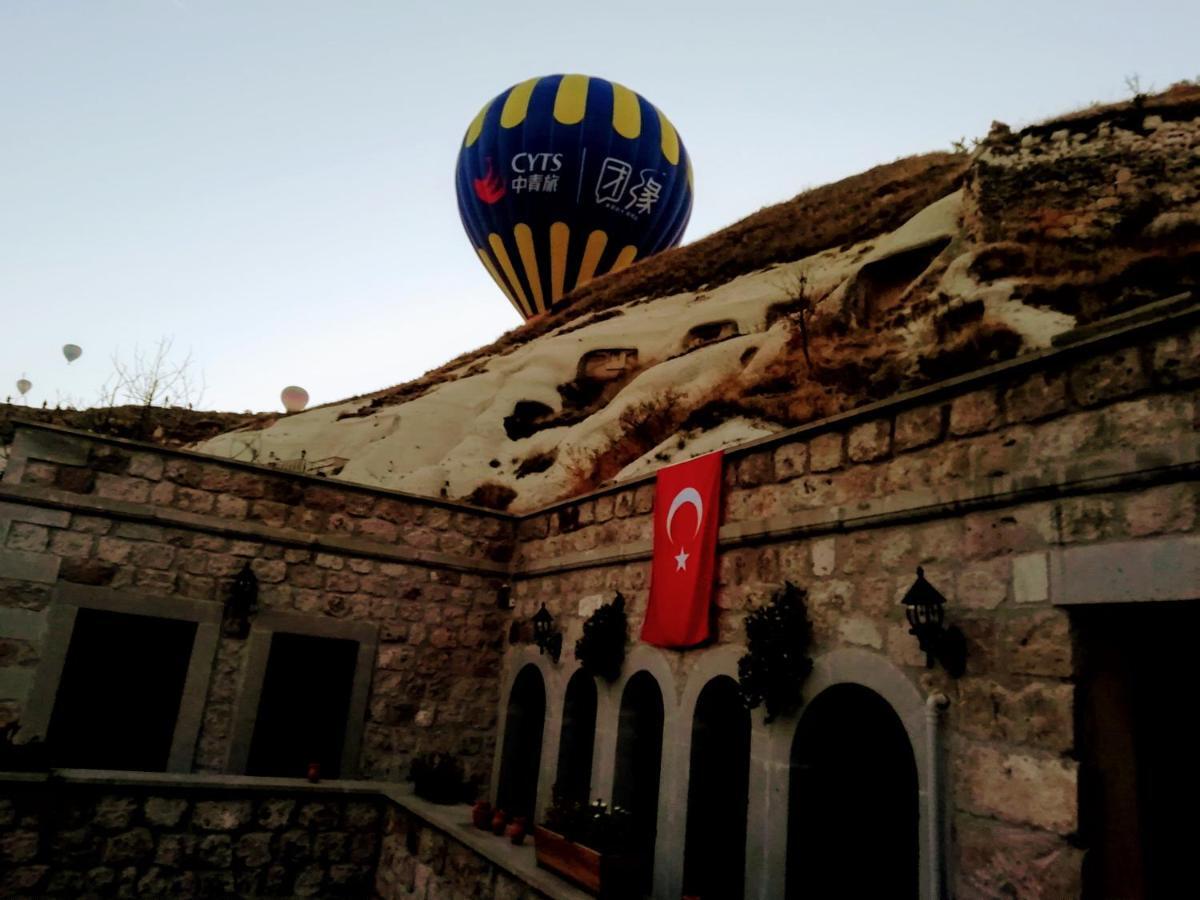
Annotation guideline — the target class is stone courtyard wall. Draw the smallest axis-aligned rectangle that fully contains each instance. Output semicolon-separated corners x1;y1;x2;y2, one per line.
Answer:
0;773;386;898
0;428;514;782
505;307;1200;898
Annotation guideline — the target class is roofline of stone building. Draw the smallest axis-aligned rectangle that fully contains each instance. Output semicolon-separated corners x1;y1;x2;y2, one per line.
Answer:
9;291;1195;523
4;418;513;520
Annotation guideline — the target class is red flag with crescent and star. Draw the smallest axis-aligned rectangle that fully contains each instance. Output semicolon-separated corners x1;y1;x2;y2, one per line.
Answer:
641;450;724;648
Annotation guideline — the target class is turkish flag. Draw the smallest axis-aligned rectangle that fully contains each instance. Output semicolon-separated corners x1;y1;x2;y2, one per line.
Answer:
641;451;724;648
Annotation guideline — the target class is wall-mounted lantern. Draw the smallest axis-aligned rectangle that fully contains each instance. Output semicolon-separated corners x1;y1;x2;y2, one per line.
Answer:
901;567;966;677
532;603;562;663
222;562;259;639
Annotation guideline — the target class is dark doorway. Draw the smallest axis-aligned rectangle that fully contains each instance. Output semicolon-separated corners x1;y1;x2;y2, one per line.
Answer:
1076;600;1200;899
556;669;598;806
247;631;359;779
788;683;918;900
497;664;546;819
683;675;750;900
47;607;198;771
613;671;665;894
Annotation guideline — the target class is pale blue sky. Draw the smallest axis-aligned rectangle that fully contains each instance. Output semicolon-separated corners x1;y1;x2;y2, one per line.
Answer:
3;1;1196;411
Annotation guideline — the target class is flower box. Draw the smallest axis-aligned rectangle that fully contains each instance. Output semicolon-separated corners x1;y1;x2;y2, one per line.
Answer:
532;825;638;897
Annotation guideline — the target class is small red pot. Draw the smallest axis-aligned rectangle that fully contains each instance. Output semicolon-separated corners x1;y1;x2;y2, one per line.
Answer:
306;762;321;783
471;801;493;829
506;816;528;845
491;809;508;835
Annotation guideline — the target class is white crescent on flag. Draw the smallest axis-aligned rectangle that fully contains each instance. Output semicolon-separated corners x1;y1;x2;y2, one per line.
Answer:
666;487;704;543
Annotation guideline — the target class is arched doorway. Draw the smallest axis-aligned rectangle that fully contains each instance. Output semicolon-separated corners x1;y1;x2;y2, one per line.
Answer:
788;683;918;899
496;664;546;820
556;669;598;806
683;675;750;900
613;671;665;893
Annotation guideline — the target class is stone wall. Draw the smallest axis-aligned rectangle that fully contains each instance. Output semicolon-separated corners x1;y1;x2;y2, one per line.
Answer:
504;309;1200;898
0;774;385;898
0;429;514;782
375;805;561;900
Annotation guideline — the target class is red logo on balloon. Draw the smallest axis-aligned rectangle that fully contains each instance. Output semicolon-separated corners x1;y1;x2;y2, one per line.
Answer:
473;159;506;204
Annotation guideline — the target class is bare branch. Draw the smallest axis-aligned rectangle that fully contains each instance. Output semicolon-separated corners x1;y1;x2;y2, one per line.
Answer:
778;271;815;370
101;337;206;409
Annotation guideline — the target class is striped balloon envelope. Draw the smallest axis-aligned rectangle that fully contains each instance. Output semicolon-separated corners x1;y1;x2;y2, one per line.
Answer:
455;74;693;320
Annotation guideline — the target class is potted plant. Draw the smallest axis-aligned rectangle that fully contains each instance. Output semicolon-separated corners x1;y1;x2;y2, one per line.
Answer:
534;786;638;897
575;592;627;682
407;752;476;805
737;582;814;723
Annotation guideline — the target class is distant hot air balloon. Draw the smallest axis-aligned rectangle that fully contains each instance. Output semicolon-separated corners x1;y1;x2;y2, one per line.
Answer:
281;386;309;413
62;344;82;363
455;74;693;320
16;378;31;396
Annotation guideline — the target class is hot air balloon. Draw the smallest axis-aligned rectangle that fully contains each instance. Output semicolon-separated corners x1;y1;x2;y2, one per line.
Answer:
16;378;31;396
62;344;82;363
455;74;693;320
281;386;309;413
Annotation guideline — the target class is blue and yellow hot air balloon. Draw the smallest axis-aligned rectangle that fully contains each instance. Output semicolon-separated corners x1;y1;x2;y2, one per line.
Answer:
455;74;693;320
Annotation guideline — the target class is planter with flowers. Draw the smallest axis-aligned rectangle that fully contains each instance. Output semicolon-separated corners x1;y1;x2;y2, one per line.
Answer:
534;786;638;897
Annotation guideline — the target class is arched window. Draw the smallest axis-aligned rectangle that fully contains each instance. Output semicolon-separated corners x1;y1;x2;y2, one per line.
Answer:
496;664;546;820
788;683;918;899
555;669;598;806
613;671;665;893
683;675;750;900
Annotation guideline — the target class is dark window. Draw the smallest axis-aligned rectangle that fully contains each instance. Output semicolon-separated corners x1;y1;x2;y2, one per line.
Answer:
247;632;359;779
683;675;750;900
788;683;918;900
1077;601;1200;899
497;664;546;819
47;607;197;771
613;671;665;893
555;669;598;806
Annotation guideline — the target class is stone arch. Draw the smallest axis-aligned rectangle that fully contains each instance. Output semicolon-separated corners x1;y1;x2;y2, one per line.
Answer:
684;674;752;899
555;667;599;805
589;644;678;802
652;643;744;900
491;647;558;819
789;683;918;898
763;648;942;900
612;670;668;894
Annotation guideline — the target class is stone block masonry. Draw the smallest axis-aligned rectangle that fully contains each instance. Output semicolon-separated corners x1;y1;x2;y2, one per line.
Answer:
0;426;515;784
0;774;385;898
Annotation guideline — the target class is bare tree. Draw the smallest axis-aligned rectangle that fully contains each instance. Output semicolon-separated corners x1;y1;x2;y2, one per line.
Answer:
98;337;206;409
779;271;815;369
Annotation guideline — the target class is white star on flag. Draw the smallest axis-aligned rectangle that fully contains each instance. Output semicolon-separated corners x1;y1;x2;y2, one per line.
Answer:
674;548;689;571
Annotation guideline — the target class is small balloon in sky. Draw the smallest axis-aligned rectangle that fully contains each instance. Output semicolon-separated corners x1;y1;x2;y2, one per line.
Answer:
281;386;309;413
62;344;82;363
17;378;32;396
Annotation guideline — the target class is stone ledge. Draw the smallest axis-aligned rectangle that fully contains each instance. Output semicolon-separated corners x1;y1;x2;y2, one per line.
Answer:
0;768;384;795
515;455;1200;578
0;483;507;577
6;419;513;520
378;787;592;900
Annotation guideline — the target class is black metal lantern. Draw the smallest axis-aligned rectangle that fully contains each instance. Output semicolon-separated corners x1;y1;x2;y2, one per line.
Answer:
531;602;562;663
222;562;259;639
901;566;966;677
